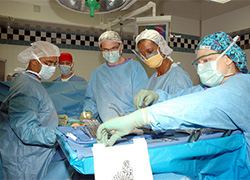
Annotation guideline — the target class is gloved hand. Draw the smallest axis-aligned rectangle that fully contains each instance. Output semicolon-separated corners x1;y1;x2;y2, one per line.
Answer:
130;128;144;135
58;114;68;126
133;90;159;109
80;111;93;121
97;108;150;146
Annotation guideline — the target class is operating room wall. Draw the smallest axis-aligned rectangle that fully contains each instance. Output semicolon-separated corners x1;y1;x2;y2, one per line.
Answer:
0;19;200;85
201;5;250;72
0;0;202;84
0;44;104;81
2;1;250;84
201;5;250;37
0;0;102;29
0;0;136;32
0;43;149;82
110;16;201;85
0;44;198;84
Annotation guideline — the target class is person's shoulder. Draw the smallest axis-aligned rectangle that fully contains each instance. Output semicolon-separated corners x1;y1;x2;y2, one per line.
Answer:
230;73;250;83
128;59;139;65
221;73;250;91
53;77;61;81
238;73;250;77
230;73;249;79
93;63;107;72
126;59;144;68
71;75;87;82
89;63;107;80
10;73;42;96
73;74;84;79
171;64;191;77
13;73;37;84
172;63;187;72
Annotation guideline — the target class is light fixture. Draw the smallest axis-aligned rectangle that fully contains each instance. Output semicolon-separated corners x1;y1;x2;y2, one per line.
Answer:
56;0;137;15
210;0;231;4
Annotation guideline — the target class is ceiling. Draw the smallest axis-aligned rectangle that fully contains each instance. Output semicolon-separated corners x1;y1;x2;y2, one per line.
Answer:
131;0;250;20
1;0;250;36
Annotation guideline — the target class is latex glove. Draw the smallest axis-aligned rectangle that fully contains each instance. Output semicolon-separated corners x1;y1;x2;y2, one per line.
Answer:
133;90;159;109
130;128;144;135
80;111;92;121
58;114;68;126
97;108;150;146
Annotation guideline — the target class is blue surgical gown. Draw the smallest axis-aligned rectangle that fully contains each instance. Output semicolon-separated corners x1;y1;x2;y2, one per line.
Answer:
148;74;250;157
53;74;87;82
0;72;58;180
146;63;193;93
83;59;148;122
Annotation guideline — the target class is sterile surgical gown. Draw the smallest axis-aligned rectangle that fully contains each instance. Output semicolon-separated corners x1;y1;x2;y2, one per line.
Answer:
53;74;87;82
0;72;58;180
148;74;250;170
146;63;193;93
83;59;148;122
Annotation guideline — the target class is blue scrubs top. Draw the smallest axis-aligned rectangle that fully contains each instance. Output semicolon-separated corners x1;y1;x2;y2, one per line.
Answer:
148;74;250;156
146;63;193;93
0;72;58;180
83;59;148;122
53;74;87;82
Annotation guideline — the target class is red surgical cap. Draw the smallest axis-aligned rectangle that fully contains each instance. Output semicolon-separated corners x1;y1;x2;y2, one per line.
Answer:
59;53;73;62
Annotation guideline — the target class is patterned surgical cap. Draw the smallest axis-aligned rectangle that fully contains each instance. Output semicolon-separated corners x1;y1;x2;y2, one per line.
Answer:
196;31;248;74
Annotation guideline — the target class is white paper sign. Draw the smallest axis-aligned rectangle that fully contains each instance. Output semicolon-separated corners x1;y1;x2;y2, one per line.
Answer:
92;138;153;180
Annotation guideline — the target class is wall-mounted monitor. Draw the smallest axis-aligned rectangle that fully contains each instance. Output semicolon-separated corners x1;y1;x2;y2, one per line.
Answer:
135;15;171;41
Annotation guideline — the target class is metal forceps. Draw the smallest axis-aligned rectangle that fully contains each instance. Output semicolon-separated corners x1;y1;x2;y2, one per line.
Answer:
73;126;93;140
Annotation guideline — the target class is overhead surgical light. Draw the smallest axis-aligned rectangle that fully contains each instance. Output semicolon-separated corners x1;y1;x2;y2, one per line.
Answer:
56;0;137;17
210;0;231;4
85;0;100;17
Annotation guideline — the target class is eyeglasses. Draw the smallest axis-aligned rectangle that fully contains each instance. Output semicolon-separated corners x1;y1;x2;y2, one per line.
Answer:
41;60;58;67
102;46;119;52
140;50;158;60
192;52;221;69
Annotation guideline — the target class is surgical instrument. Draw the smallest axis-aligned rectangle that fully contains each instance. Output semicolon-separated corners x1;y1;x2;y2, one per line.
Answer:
73;126;93;140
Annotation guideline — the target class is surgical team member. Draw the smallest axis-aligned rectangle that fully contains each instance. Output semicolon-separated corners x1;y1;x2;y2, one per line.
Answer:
135;29;192;95
0;41;60;180
81;31;148;122
97;30;250;163
54;52;87;82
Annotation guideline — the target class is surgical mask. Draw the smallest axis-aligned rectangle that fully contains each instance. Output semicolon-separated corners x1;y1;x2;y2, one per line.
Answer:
59;65;72;76
197;59;225;87
102;50;120;64
142;49;163;68
36;59;56;80
196;36;239;87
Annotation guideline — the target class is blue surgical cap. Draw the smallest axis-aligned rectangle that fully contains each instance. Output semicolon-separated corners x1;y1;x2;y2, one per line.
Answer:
196;31;248;74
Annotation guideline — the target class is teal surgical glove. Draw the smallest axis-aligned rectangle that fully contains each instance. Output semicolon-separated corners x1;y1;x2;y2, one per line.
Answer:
97;108;150;146
133;90;159;109
80;111;93;121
